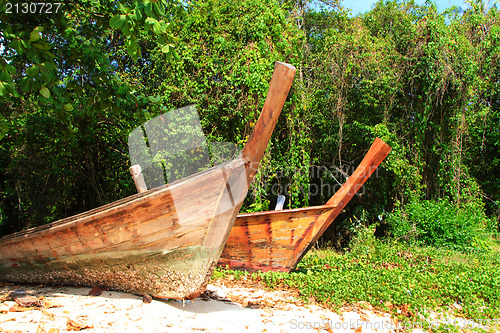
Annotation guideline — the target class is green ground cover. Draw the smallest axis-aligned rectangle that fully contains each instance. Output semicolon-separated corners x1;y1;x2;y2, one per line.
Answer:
214;232;500;328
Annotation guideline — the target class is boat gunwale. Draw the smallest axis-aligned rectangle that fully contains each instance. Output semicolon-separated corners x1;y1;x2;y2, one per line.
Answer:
236;204;337;219
0;157;247;243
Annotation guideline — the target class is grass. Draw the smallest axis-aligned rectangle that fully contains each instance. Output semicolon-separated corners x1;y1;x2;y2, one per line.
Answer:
213;235;500;327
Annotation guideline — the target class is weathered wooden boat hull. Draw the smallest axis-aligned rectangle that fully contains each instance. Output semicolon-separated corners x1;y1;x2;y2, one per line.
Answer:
220;206;328;272
219;138;392;272
0;62;297;299
0;159;246;299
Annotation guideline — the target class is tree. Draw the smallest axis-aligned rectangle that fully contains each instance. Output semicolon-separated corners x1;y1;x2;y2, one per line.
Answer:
0;0;178;137
0;0;179;234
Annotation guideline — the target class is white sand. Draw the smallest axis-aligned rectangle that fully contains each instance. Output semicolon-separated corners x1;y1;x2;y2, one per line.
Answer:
0;282;409;333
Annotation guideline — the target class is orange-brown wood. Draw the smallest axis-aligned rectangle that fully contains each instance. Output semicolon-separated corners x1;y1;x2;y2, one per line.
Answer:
219;138;392;272
0;159;243;299
0;62;296;299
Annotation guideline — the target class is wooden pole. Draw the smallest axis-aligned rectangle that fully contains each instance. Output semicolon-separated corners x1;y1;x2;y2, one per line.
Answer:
129;164;148;193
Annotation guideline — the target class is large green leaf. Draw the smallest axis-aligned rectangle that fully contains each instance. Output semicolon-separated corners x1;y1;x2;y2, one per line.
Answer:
153;1;165;16
0;82;7;97
63;103;74;111
153;21;163;35
30;30;40;42
110;15;127;29
39;87;50;98
26;64;39;78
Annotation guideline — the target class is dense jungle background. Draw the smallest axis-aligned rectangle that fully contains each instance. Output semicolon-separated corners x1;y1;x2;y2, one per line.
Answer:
1;0;499;251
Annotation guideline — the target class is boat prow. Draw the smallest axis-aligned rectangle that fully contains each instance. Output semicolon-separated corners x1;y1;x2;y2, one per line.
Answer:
219;138;392;272
0;62;297;299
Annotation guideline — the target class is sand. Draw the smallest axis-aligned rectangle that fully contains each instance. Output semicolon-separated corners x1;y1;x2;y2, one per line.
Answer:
0;280;409;333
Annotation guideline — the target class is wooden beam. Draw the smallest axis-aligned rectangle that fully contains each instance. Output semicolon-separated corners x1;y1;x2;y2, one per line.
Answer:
129;164;148;193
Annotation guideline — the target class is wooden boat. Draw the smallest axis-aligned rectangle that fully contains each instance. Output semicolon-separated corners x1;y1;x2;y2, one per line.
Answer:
0;61;296;299
219;138;391;272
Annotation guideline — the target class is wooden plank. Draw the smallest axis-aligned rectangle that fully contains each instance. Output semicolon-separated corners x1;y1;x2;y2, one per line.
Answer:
0;61;297;300
220;138;391;272
291;138;391;268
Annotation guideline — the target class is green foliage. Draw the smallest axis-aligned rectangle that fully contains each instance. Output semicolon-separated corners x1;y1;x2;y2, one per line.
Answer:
224;239;500;322
212;266;249;280
300;0;500;243
0;0;179;137
144;0;307;211
0;105;137;234
371;123;424;204
0;0;183;232
387;198;496;251
1;0;500;243
109;0;179;62
349;222;379;260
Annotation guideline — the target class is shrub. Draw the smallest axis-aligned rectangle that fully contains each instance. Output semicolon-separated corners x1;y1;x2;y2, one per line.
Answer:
388;198;496;251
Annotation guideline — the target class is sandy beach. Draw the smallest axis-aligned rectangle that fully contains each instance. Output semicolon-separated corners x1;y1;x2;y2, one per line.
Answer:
0;280;403;333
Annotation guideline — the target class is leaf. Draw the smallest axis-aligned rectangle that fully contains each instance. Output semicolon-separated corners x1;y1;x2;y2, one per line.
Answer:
118;84;128;94
33;43;50;51
63;103;74;111
6;83;19;98
26;64;39;78
5;65;16;74
64;27;76;37
122;21;132;36
159;20;169;33
145;17;157;32
126;41;141;62
8;40;24;55
148;95;161;104
20;77;30;92
161;44;171;54
153;1;165;16
118;3;131;14
30;30;40;42
173;49;180;61
153;21;163;35
110;15;127;29
145;2;154;18
145;17;158;24
88;286;105;297
29;27;43;43
133;8;143;21
41;61;56;71
0;82;7;97
20;40;29;50
66;318;92;331
131;49;141;62
39;87;50;98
